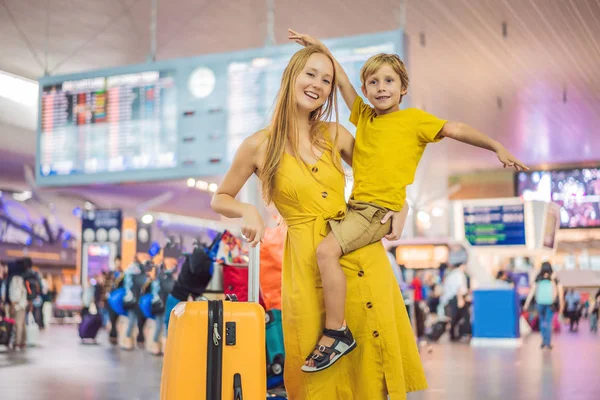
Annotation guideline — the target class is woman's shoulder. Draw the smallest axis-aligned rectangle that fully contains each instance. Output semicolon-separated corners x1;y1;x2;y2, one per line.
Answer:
247;128;269;143
241;129;270;155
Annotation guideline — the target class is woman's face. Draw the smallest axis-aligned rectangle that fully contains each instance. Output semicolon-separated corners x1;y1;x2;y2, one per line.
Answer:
294;53;334;113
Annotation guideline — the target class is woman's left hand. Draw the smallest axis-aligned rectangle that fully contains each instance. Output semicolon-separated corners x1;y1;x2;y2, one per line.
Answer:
381;204;410;241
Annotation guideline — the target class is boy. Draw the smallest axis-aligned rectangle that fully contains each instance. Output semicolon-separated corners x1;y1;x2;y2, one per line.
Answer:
288;29;528;372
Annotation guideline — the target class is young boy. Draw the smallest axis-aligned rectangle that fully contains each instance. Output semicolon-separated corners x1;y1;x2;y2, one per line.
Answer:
289;29;528;372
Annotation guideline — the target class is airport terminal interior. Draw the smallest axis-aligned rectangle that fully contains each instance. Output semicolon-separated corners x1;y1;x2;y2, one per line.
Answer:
0;1;599;399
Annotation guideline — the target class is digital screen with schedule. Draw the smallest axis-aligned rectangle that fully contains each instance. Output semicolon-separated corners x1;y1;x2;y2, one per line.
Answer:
39;71;178;178
36;30;404;186
463;204;527;246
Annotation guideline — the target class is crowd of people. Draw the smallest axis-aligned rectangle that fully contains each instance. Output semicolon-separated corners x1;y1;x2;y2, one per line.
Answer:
387;252;473;346
83;246;214;355
0;258;52;350
390;255;600;351
0;244;216;355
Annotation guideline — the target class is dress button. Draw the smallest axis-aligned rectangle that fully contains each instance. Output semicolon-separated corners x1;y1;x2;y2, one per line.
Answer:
358;271;364;277
321;191;328;198
366;302;373;309
312;166;318;173
373;331;379;338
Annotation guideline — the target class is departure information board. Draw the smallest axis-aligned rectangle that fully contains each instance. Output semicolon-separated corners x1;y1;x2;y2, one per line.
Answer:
36;30;404;186
463;204;527;246
40;71;177;177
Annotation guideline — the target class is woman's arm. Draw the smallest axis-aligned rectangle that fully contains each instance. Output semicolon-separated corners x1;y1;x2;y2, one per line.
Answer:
523;282;537;310
289;29;359;111
211;132;266;246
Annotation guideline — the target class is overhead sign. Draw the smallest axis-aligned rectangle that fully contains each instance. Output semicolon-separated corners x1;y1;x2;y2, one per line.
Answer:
396;244;448;269
463;204;526;246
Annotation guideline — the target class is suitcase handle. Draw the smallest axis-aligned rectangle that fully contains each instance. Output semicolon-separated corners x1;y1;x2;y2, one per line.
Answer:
233;373;243;400
248;244;260;304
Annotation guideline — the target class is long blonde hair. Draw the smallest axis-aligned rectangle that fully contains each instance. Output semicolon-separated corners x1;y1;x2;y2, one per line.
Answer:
261;46;343;204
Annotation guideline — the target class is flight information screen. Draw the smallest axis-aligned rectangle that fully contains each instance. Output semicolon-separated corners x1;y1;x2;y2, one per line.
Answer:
36;30;404;186
463;204;527;246
39;71;177;177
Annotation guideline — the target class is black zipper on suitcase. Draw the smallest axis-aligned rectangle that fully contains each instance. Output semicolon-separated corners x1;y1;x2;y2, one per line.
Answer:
206;300;224;400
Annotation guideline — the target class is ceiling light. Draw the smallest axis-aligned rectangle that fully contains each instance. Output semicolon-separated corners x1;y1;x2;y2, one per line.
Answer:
196;180;208;190
141;214;153;224
187;178;196;187
12;191;32;202
208;183;218;193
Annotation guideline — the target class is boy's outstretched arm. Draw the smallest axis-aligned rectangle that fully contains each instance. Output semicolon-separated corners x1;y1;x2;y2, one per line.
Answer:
288;29;358;111
440;121;529;171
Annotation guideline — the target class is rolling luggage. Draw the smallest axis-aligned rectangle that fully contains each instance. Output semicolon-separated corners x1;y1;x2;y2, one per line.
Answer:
266;309;285;378
160;245;266;400
79;312;103;342
223;263;266;309
428;320;448;342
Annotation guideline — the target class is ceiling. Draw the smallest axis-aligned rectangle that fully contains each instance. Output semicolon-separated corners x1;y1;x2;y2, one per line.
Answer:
0;0;599;220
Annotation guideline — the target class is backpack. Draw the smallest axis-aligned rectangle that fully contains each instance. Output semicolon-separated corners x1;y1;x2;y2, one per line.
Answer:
23;272;41;301
150;273;175;315
535;279;555;305
158;273;175;302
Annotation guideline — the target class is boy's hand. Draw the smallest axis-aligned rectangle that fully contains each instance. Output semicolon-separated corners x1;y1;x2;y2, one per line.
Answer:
496;147;529;171
288;29;325;50
381;204;409;241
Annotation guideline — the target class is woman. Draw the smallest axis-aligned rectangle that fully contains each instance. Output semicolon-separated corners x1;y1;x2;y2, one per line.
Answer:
524;262;564;349
564;289;581;332
211;46;426;399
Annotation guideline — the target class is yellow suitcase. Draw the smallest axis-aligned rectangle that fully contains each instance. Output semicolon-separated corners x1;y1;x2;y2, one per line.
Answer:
160;246;266;400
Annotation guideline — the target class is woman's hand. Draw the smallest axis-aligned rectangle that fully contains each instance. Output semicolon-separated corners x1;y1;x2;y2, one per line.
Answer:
381;203;410;241
241;205;266;247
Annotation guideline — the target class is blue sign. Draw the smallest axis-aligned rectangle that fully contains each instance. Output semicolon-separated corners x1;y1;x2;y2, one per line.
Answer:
464;204;526;246
36;30;404;186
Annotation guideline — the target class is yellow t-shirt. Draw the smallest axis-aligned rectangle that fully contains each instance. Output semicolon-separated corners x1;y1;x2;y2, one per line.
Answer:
350;96;447;211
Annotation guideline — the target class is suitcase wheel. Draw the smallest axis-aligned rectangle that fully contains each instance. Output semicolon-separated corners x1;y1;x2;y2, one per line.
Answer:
265;311;273;324
270;354;284;376
270;362;283;376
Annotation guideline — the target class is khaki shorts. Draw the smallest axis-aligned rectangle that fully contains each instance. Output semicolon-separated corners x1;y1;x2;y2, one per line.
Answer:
329;200;392;255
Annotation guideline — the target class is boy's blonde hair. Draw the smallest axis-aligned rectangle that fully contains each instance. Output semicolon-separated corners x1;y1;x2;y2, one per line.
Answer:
360;53;409;93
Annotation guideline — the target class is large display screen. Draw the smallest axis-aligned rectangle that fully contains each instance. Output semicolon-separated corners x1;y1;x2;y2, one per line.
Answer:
37;30;404;186
40;71;177;177
463;204;527;246
516;168;600;229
